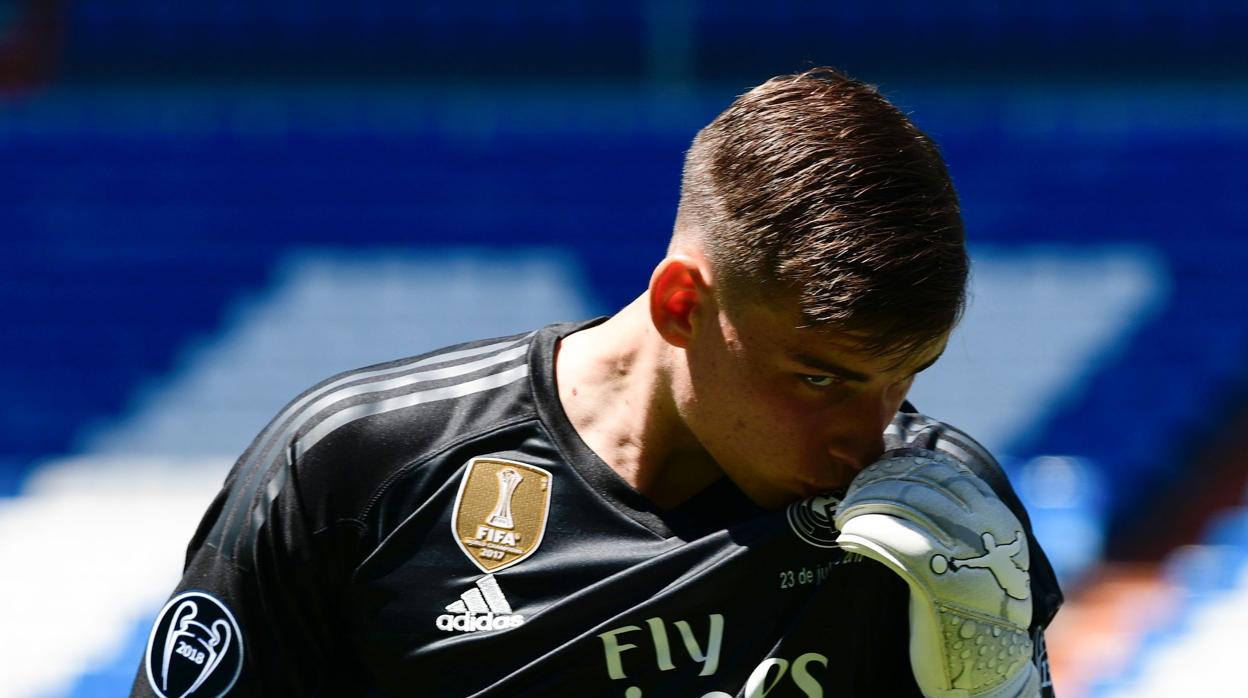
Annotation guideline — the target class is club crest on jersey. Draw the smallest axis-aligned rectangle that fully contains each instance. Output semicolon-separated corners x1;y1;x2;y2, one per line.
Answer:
786;494;842;548
452;457;552;573
144;591;243;698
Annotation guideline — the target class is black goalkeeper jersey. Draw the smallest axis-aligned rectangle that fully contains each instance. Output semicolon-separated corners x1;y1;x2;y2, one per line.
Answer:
133;318;1062;698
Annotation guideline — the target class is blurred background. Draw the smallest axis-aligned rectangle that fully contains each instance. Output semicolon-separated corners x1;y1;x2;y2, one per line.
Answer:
2;1;1246;696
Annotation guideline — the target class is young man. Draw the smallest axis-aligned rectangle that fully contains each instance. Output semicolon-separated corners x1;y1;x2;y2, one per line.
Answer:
134;68;1061;697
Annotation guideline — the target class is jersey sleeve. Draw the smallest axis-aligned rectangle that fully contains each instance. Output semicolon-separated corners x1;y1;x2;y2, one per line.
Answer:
131;415;361;697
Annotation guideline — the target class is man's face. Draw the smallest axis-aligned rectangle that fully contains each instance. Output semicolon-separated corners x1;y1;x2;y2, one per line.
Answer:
678;296;946;511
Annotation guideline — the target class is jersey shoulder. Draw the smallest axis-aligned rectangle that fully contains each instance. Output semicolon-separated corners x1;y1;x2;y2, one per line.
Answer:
203;328;543;566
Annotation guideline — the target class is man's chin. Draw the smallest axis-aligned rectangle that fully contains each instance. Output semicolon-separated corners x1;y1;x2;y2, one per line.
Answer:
737;486;804;512
729;477;843;511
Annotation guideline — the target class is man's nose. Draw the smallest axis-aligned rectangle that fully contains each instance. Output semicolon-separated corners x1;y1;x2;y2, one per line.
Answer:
832;387;902;469
835;431;886;473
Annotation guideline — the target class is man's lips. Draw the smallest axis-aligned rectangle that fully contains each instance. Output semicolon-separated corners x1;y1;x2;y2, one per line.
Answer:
797;480;846;499
796;459;861;498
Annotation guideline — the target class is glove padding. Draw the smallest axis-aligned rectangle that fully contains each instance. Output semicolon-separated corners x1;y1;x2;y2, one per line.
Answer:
834;448;1040;698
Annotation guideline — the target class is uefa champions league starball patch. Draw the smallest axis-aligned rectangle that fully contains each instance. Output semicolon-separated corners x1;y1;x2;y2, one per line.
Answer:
145;591;243;698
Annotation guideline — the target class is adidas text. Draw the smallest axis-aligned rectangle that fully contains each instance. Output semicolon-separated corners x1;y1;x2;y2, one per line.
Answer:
436;612;526;632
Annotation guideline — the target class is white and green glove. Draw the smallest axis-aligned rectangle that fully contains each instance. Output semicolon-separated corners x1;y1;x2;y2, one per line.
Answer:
835;448;1040;698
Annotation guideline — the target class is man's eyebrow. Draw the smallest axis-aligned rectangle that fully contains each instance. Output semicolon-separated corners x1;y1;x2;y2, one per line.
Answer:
791;352;871;382
792;347;945;382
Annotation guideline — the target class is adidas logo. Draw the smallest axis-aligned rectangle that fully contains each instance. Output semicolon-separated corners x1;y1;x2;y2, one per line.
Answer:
435;574;525;633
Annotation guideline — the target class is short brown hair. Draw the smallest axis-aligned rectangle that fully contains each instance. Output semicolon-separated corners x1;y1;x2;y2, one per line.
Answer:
676;67;967;362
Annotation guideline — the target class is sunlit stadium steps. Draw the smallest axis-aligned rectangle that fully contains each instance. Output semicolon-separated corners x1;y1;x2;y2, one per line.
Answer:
1090;518;1248;697
1044;563;1179;698
82;250;604;457
0;456;226;698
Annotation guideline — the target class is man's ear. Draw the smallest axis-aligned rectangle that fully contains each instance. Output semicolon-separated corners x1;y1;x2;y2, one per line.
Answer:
648;255;710;349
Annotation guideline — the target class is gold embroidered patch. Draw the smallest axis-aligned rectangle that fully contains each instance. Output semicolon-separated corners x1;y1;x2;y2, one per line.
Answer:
451;457;553;573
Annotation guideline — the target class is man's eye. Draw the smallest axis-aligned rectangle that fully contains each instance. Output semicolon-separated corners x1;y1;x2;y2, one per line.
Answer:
802;375;842;388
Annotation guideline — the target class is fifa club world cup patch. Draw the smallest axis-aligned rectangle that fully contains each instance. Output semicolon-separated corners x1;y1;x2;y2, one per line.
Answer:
145;591;243;698
452;457;552;573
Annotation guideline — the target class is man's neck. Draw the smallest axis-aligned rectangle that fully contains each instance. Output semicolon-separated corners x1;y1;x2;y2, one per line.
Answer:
555;297;722;509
